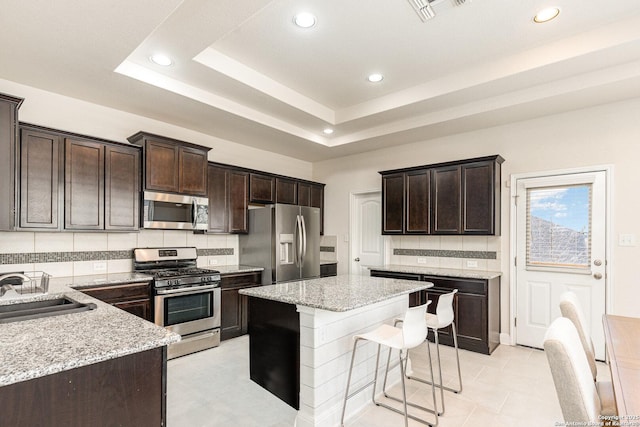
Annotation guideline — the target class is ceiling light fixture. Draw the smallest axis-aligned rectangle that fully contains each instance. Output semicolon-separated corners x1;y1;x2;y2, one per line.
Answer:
294;12;316;28
533;7;560;23
149;54;173;66
407;0;436;22
367;73;384;83
323;128;334;135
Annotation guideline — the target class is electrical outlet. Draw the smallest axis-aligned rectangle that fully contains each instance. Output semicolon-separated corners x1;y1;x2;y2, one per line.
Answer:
466;260;478;268
93;261;107;272
619;234;637;247
208;258;219;266
417;257;427;264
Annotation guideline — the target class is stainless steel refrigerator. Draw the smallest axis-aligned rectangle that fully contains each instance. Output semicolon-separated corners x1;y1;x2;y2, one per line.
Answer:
239;204;320;285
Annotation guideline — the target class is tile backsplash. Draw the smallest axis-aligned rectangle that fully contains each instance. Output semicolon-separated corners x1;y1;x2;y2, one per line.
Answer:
386;235;501;271
0;230;239;276
320;235;337;262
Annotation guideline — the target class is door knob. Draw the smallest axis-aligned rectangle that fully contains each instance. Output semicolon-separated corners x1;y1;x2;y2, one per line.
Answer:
593;272;603;280
354;257;360;262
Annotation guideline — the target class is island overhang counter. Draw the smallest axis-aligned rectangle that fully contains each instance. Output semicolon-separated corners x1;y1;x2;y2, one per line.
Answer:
240;274;432;427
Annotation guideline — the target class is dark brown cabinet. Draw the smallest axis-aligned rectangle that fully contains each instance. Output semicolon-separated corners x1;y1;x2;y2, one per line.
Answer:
79;281;152;321
65;139;105;230
128;131;210;197
105;145;140;231
18;124;141;232
382;173;404;234
380;155;504;236
0;93;23;231
208;164;249;234
19;127;63;229
249;173;275;204
220;271;261;340
369;269;500;354
276;177;297;204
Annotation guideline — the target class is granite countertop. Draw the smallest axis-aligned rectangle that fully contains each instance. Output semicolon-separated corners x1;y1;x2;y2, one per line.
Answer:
59;272;154;289
320;261;337;265
239;274;431;312
215;265;264;275
368;264;502;280
0;277;179;387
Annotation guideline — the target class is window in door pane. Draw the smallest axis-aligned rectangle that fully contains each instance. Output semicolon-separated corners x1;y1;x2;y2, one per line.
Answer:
526;184;591;269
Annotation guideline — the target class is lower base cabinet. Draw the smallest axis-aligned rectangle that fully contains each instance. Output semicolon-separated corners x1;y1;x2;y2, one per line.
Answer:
319;263;337;277
220;271;261;341
0;347;166;427
78;281;152;321
370;270;500;355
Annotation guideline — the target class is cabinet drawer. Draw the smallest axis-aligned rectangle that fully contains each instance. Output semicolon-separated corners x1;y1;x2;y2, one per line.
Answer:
370;270;421;281
220;272;262;289
80;282;151;303
422;275;487;295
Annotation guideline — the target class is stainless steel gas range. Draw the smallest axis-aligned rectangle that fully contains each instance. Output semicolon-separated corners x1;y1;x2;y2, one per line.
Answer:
134;247;221;359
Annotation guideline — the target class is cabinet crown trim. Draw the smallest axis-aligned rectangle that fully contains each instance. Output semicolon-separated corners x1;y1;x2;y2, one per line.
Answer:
127;131;212;152
379;155;505;176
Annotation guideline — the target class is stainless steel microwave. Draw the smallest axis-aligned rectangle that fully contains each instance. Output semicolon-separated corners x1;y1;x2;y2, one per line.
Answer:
143;191;209;230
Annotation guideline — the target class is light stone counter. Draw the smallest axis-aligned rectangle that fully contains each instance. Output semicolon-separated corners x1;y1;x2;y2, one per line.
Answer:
215;265;264;275
239;274;430;311
0;277;179;387
368;264;502;280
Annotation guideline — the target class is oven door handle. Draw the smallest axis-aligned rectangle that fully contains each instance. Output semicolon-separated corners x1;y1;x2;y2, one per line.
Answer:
156;284;219;296
192;198;198;229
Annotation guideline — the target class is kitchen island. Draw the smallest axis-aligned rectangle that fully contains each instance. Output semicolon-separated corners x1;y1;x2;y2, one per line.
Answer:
0;274;179;426
240;274;431;427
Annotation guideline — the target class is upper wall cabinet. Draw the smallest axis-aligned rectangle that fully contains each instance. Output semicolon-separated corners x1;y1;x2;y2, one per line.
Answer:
127;131;210;197
275;177;297;205
380;155;504;236
0;94;23;231
249;173;275;204
18;123;141;232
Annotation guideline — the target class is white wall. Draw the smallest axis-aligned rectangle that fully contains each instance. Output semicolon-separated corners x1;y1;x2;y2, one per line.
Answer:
313;97;640;336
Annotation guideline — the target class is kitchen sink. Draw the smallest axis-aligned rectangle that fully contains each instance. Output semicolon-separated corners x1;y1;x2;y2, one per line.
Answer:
0;297;97;324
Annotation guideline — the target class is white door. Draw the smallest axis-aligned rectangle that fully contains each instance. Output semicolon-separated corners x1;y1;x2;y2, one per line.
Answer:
515;170;607;359
350;191;384;275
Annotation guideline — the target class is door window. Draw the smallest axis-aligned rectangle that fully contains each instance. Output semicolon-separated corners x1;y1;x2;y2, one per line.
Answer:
526;184;591;271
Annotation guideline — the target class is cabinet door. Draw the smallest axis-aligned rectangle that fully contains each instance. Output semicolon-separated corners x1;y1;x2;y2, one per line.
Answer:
455;292;487;346
65;139;105;230
105;145;140;231
297;182;311;206
19;129;62;229
229;170;249;233
276;178;297;204
462;161;495;235
382;173;404;234
145;139;179;193
221;288;243;340
310;184;324;235
114;299;152;321
432;166;461;234
249;173;275;203
179;146;208;196
208;164;229;233
405;169;430;234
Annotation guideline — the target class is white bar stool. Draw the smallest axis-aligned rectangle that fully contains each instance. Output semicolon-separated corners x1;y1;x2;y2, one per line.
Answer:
340;302;438;427
396;290;463;416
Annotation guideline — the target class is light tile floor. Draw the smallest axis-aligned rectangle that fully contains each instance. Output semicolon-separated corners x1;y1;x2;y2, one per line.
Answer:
167;336;610;427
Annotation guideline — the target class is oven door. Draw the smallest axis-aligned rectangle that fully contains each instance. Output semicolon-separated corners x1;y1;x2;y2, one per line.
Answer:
154;285;221;336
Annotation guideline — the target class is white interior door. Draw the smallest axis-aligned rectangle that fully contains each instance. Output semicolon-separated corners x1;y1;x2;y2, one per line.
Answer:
515;171;607;359
350;191;384;275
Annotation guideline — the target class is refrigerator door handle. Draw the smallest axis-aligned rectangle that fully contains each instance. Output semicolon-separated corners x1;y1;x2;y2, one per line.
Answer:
295;215;303;268
301;214;307;264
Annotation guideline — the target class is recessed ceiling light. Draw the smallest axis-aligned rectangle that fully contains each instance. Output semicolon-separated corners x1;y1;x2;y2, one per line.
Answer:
294;12;316;28
367;73;384;83
323;128;334;135
533;7;560;23
149;54;173;66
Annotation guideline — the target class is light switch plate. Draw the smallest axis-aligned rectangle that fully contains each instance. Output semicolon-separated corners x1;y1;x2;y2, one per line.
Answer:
208;258;219;265
93;261;107;272
466;260;478;268
417;257;427;264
